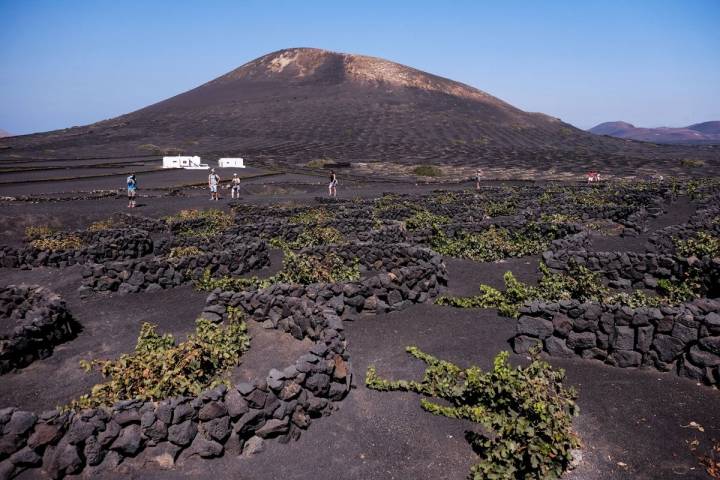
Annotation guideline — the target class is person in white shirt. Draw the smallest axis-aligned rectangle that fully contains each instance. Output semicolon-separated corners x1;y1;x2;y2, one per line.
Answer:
230;173;241;199
208;169;220;201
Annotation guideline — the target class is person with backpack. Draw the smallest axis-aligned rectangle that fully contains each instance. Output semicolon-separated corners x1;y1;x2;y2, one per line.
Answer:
328;170;338;197
208;169;220;201
230;173;241;199
126;173;137;208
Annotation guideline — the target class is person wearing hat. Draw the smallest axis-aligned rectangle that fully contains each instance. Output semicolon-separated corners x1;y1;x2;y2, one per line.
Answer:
208;168;220;201
230;173;241;199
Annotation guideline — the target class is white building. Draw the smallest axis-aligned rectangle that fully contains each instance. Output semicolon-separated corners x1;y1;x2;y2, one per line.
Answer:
218;157;245;168
162;156;210;170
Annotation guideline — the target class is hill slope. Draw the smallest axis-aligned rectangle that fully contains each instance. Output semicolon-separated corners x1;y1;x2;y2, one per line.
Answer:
2;48;719;174
589;121;720;144
688;121;720;135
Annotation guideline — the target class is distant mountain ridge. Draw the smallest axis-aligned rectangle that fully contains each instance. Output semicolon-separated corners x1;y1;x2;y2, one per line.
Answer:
0;129;11;138
589;121;720;144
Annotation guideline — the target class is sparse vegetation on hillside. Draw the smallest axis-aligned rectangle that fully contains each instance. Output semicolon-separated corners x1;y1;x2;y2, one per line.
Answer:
306;158;334;169
412;165;443;177
680;158;705;168
138;144;184;155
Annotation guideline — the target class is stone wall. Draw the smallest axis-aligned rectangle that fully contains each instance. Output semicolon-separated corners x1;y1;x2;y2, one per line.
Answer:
409;220;583;248
225;219;408;245
0;302;350;480
201;243;448;328
645;205;720;255
512;298;720;386
0;241;450;479
0;229;153;269
79;242;269;295
0;286;79;374
542;247;719;294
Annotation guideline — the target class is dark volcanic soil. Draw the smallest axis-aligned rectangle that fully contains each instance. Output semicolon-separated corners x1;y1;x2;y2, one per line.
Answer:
61;305;720;480
3;180;719;480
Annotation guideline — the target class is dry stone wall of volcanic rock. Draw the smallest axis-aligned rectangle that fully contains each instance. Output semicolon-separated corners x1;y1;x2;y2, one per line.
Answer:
644;204;720;255
512;298;720;386
0;242;448;480
0;229;154;269
201;243;448;327
542;245;719;294
79;241;269;295
0;285;79;374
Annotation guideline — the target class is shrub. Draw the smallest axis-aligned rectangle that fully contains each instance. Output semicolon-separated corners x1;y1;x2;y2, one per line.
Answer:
540;213;579;225
24;225;55;240
366;347;580;479
168;246;203;259
194;270;264;292
165;209;234;239
680;158;705;168
306;158;333;169
289;208;335;225
674;232;720;258
430;225;554;262
30;234;84;252
138;144;184;155
69;312;249;409
404;209;450;231
195;251;360;292
484;200;518;217
412;165;443;177
87;218;115;232
138;143;161;153
272;226;345;250
276;251;360;285
436;263;670;317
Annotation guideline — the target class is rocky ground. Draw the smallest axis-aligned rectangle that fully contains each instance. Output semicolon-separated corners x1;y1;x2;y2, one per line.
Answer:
1;170;719;480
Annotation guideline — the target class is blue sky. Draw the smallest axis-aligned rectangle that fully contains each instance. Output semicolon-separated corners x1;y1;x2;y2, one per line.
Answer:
1;0;719;135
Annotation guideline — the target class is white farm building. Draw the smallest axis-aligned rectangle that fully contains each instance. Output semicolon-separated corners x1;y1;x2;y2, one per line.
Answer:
218;157;245;168
162;156;209;170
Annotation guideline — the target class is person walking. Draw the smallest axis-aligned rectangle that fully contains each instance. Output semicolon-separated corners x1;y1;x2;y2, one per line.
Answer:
126;173;137;208
475;168;483;190
328;170;338;197
230;173;241;199
208;169;220;201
